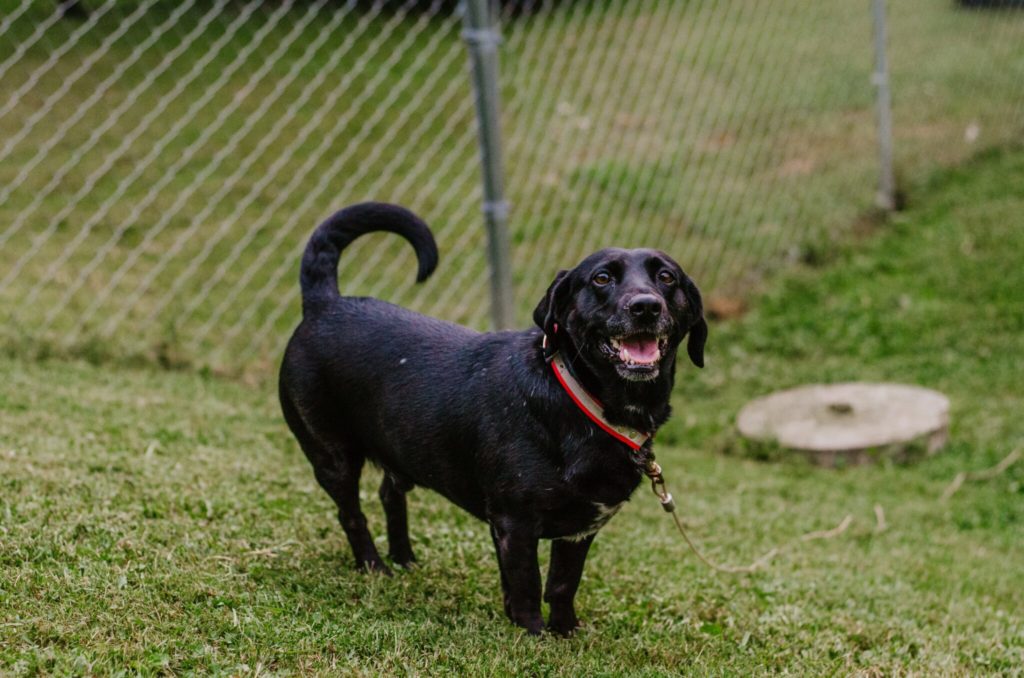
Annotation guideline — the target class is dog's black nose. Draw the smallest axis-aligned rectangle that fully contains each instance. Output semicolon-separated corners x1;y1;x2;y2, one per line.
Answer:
628;294;663;319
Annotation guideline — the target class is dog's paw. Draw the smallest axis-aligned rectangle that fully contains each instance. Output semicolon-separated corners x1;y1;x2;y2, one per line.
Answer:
358;558;393;577
546;614;581;637
522;620;544;636
509;611;544;636
388;550;417;569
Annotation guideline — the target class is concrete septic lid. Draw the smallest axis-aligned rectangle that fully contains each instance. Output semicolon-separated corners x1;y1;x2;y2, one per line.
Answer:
737;383;950;466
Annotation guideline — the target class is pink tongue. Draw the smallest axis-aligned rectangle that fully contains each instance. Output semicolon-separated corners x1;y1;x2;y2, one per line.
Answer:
622;337;659;362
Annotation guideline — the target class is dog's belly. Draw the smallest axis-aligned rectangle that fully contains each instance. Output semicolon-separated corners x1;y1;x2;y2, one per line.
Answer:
380;459;491;521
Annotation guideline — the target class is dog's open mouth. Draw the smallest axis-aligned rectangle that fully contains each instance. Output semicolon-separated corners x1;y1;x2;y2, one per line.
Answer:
603;334;667;379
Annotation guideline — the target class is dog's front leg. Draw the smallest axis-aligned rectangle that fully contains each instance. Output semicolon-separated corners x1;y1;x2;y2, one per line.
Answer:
544;535;594;635
489;517;543;634
489;525;513;620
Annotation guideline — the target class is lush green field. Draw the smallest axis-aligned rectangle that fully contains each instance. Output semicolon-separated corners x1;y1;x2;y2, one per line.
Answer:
1;1;1023;375
2;147;1022;674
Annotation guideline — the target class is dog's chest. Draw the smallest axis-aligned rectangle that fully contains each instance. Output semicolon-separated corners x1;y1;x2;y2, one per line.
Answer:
540;451;642;541
557;500;627;542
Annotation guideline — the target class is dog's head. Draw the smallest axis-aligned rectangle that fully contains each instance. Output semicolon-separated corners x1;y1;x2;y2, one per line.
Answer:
534;248;707;383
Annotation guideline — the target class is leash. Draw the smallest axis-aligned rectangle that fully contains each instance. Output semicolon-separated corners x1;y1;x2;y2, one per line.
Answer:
643;458;786;574
544;335;852;574
644;454;853;574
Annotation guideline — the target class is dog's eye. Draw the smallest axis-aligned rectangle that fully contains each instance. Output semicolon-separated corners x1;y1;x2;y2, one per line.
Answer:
592;271;612;286
657;270;677;285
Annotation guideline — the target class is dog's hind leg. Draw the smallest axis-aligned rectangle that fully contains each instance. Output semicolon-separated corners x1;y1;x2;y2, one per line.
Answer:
379;473;416;567
281;393;390;574
310;449;391;575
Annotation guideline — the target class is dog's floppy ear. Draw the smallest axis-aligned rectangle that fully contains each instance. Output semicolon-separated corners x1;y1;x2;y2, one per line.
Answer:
682;276;707;368
533;269;570;342
687;317;708;368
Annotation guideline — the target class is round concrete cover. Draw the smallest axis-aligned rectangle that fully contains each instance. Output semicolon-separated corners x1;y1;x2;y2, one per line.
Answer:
737;383;949;458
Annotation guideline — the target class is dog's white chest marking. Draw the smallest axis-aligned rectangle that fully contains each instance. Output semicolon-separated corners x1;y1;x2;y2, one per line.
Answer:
560;501;625;542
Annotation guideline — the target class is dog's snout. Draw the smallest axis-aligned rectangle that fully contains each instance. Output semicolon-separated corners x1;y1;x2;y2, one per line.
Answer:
627;294;663;320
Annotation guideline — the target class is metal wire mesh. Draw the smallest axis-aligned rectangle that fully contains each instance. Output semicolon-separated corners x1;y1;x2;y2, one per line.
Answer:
1;0;1023;375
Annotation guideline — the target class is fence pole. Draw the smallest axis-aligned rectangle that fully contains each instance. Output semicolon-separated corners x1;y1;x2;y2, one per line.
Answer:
871;0;896;211
462;0;515;329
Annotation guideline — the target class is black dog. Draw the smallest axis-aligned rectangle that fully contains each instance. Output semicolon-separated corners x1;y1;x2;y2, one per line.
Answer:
279;202;707;635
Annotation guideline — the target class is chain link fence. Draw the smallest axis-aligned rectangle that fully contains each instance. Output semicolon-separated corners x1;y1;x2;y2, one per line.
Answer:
2;0;1023;375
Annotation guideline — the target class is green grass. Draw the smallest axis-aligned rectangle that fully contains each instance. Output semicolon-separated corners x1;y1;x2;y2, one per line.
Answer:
1;1;1023;375
2;147;1023;674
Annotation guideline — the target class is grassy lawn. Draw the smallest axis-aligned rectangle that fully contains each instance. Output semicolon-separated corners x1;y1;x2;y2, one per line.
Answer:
1;1;1022;375
2;147;1022;674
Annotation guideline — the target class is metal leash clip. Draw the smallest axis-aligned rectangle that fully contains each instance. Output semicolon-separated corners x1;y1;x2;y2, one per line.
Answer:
643;460;676;512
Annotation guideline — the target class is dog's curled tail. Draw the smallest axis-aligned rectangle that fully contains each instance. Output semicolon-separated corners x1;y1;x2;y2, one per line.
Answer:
300;202;439;315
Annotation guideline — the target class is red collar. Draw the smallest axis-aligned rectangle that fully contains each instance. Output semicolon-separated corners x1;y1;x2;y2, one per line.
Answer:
544;337;652;451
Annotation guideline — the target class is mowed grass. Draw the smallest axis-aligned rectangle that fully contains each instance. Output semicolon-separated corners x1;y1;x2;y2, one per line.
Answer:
1;0;1023;375
2;147;1023;674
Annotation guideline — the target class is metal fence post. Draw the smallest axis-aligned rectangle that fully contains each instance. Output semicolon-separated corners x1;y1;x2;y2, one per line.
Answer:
461;0;515;329
871;0;896;211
